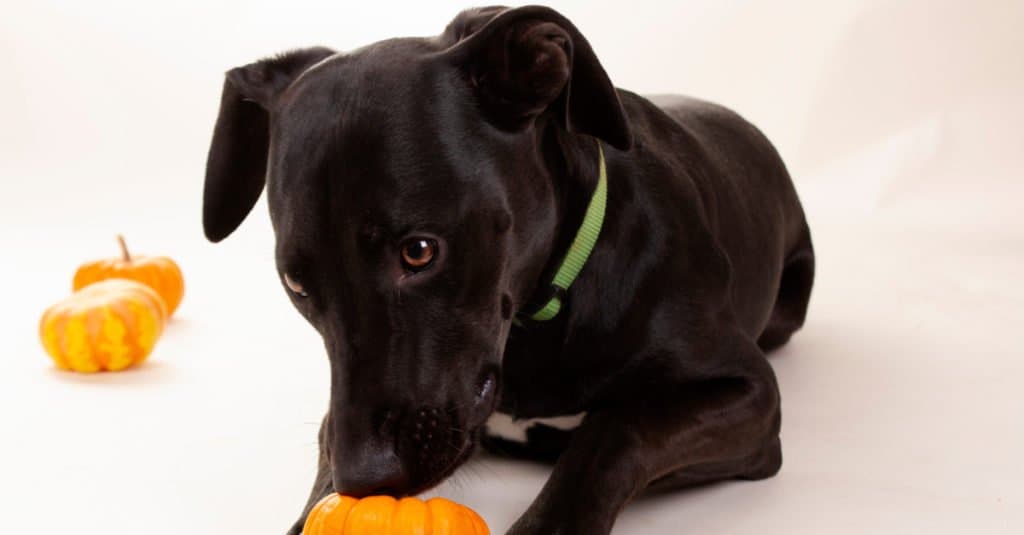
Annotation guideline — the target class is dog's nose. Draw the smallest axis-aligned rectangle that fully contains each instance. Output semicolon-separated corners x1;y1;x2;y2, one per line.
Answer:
338;466;410;498
333;444;410;497
333;403;474;496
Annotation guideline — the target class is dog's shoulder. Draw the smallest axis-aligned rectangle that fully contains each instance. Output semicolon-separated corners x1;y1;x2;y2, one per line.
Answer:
632;92;790;194
644;94;736;121
641;94;771;149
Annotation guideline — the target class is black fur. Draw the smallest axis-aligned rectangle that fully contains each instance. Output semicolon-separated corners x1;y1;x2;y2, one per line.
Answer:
203;6;813;534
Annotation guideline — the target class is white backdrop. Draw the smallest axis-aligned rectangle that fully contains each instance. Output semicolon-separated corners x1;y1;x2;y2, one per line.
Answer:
2;1;1022;533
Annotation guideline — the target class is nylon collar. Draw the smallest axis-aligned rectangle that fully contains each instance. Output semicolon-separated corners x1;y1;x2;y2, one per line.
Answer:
518;142;607;323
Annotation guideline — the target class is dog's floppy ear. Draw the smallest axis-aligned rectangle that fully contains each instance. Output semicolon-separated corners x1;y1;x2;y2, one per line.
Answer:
203;47;335;242
445;6;631;150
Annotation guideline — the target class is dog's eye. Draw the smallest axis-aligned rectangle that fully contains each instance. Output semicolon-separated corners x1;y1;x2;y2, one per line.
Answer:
400;238;438;272
283;273;308;297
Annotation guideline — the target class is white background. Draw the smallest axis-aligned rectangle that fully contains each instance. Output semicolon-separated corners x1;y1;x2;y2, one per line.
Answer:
2;0;1022;533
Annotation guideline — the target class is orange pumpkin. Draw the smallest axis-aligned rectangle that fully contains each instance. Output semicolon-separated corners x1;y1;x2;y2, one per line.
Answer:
73;235;185;316
304;494;489;535
39;279;167;372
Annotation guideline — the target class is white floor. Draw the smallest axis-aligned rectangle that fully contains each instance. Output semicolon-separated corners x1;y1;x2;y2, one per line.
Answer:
2;1;1022;533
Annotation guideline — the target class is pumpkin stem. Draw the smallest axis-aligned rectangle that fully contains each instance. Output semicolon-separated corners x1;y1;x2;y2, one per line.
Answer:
117;234;132;262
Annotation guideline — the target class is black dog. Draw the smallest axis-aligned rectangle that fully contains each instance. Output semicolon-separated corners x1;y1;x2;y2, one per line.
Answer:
203;5;814;534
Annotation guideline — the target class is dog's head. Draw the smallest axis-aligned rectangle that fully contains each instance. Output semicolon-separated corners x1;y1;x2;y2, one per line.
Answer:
202;5;630;496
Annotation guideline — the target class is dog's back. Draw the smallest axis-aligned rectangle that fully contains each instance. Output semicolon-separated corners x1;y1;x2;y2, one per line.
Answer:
612;92;814;345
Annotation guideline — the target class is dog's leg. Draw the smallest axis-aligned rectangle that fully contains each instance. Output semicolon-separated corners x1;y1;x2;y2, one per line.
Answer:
642;434;782;493
506;330;780;535
757;233;815;352
286;414;334;535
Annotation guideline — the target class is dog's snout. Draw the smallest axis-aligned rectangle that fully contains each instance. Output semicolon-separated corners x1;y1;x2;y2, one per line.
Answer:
401;407;463;463
338;467;409;499
333;403;475;497
332;440;409;498
410;408;442;444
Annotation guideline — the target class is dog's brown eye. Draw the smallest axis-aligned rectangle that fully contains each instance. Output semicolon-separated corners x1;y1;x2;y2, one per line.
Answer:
283;273;308;297
400;238;437;271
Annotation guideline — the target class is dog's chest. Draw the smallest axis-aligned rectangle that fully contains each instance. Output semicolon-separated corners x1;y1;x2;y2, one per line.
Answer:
483;411;587;444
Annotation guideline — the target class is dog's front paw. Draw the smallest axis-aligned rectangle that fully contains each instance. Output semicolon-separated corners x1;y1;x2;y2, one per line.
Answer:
285;517;305;535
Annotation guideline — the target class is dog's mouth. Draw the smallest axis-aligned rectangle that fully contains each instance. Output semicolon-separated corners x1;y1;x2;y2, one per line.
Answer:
401;427;481;497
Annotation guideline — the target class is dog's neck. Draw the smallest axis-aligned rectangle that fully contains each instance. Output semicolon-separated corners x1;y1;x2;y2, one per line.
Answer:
520;124;605;319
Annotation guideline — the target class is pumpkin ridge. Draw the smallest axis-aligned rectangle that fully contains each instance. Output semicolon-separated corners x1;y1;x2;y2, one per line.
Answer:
306;496;329;535
383;496;396;533
103;305;134;371
132;282;168;323
40;312;70;370
336;495;359;533
89;306;111;371
110;299;140;366
130;301;159;360
425;498;433;535
63;314;98;372
348;495;396;532
84;301;104;370
54;313;74;369
132;299;154;364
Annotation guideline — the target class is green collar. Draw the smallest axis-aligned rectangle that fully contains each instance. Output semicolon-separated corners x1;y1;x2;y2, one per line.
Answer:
519;142;608;323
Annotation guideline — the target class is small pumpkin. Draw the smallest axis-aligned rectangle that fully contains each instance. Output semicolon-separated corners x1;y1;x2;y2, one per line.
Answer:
39;279;167;372
304;494;489;535
73;235;185;316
